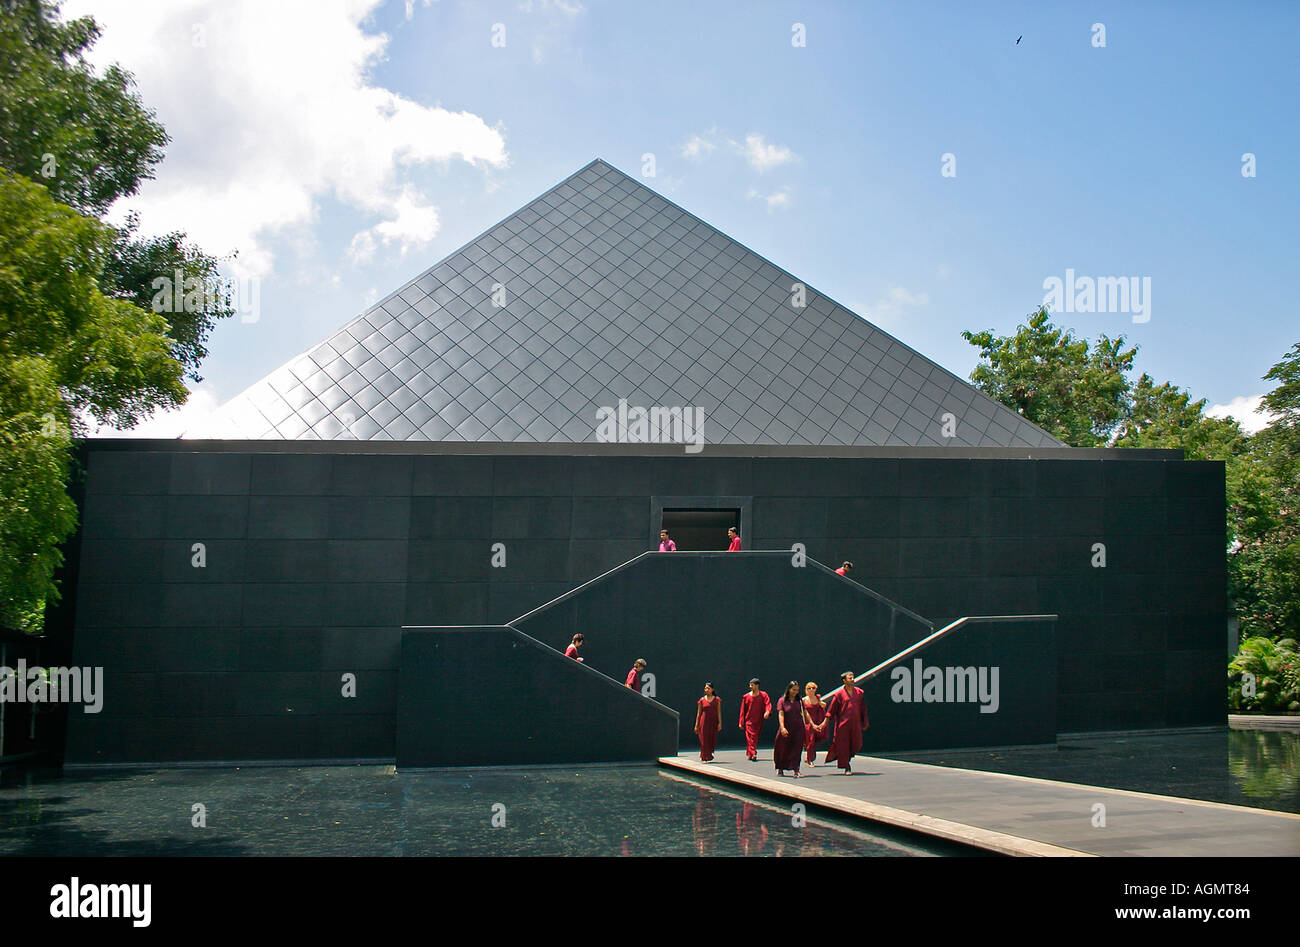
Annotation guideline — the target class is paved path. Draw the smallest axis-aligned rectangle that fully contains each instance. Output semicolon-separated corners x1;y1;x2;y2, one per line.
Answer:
1229;714;1300;731
660;749;1300;857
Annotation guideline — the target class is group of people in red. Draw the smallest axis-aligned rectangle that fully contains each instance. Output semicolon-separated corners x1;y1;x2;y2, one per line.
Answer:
693;672;868;776
658;527;742;552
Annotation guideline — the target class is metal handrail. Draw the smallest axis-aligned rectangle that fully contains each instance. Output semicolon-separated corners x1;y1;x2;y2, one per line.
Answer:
822;614;1058;699
509;549;934;630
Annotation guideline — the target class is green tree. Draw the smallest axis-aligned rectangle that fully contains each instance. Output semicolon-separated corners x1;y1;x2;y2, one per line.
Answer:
962;308;1299;649
0;170;186;630
0;0;239;631
101;213;237;384
0;0;166;216
1112;373;1247;461
0;0;236;383
961;306;1136;447
1228;344;1300;641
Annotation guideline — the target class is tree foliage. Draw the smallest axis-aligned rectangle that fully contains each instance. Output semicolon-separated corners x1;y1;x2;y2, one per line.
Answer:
0;0;231;631
1227;345;1300;641
101;213;236;384
963;309;1299;645
1;171;187;629
1113;373;1246;461
961;307;1136;447
0;0;166;217
0;0;236;384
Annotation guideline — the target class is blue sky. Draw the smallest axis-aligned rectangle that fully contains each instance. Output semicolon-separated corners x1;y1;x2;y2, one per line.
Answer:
71;0;1298;435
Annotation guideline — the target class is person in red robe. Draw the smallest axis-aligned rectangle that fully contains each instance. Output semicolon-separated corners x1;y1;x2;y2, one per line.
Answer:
802;681;829;765
564;633;584;661
726;527;742;551
625;658;646;691
738;678;770;760
774;681;813;777
694;682;722;762
824;670;868;773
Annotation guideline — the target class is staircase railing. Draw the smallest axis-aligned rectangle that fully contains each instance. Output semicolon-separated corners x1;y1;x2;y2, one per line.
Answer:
823;614;1059;698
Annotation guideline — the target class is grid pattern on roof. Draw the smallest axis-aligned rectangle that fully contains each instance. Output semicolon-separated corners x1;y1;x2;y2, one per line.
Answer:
196;160;1063;448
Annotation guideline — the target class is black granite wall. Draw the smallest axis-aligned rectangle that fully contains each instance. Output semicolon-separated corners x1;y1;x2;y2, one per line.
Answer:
397;625;679;766
59;444;1224;763
856;617;1058;752
508;551;933;749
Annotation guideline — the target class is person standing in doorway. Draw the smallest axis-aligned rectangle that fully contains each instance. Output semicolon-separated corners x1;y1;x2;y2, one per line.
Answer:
625;658;647;692
659;529;677;552
738;678;770;761
564;634;584;661
726;527;742;551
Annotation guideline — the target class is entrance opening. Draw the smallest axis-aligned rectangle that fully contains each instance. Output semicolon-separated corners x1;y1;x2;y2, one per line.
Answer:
660;508;740;552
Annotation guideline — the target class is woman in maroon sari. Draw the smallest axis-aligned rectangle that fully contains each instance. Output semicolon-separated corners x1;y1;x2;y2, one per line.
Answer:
694;682;721;762
824;670;869;774
802;681;829;766
774;681;813;777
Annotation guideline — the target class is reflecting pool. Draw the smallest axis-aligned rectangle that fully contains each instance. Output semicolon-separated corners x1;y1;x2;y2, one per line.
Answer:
0;763;970;856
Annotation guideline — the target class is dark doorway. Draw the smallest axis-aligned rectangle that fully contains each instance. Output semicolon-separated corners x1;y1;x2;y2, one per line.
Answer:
661;508;740;552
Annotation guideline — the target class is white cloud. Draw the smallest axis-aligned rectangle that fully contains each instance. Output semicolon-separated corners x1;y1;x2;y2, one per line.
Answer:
404;0;432;20
347;187;441;263
681;131;718;160
746;187;791;212
737;132;796;172
519;0;585;14
87;385;225;439
60;0;508;280
680;129;798;173
869;286;930;324
1208;394;1274;434
517;0;586;62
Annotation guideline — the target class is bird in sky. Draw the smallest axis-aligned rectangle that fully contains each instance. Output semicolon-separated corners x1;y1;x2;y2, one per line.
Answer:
1016;35;1022;45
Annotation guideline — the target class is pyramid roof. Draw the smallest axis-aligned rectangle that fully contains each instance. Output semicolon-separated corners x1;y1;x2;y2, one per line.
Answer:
191;159;1063;448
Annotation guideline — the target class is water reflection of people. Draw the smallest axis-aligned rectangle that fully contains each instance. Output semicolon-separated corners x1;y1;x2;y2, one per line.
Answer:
692;788;717;857
734;801;768;855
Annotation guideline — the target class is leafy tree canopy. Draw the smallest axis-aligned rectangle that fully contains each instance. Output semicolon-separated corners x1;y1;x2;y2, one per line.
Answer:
963;308;1298;642
0;170;186;629
0;0;166;216
961;306;1136;447
963;305;1246;456
0;0;236;384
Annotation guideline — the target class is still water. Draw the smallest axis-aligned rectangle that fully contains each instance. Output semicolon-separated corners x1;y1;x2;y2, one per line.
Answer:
0;764;965;856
